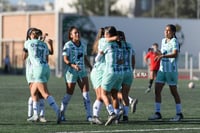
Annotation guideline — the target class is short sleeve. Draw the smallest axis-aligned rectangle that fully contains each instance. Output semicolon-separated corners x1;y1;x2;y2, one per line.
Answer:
44;42;49;56
161;39;165;54
82;42;87;56
128;42;135;56
172;38;179;51
98;38;107;52
145;52;150;58
132;48;135;56
62;42;70;56
24;40;29;51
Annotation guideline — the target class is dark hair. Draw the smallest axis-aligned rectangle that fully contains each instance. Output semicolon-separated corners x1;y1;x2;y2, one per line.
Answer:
152;43;158;47
166;24;177;38
166;24;180;51
26;27;36;40
92;28;104;54
117;31;126;41
104;26;117;37
148;48;153;52
67;26;79;40
37;29;42;36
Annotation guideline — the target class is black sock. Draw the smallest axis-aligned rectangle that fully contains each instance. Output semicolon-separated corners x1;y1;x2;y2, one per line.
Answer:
148;79;154;88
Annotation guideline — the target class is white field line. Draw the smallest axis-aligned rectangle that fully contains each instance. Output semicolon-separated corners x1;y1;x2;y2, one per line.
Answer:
55;127;200;133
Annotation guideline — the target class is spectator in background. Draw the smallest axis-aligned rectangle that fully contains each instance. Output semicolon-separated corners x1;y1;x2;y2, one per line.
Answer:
4;55;10;74
144;43;161;93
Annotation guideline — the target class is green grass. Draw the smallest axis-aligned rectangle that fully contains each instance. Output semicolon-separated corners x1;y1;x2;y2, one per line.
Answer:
0;75;200;133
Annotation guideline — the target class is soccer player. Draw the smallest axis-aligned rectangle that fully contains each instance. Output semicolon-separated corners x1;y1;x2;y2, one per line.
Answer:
60;26;93;122
90;28;105;125
116;31;137;122
90;28;119;124
96;26;123;126
23;28;61;124
144;43;161;93
25;28;46;122
148;24;183;121
25;28;54;123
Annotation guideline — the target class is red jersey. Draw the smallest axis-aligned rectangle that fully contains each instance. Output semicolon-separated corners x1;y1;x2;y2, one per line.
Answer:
145;51;160;71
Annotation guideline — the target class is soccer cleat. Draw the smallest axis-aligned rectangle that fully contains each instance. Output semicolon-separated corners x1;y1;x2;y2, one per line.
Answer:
117;109;124;121
27;114;39;122
130;98;138;113
169;113;184;122
122;116;129;122
56;110;61;124
60;111;66;121
91;116;103;125
39;116;47;123
105;113;117;126
114;119;119;124
145;88;151;93
87;116;93;122
148;112;162;120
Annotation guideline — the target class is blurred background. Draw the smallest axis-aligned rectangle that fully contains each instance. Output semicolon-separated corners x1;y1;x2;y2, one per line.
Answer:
2;0;200;18
0;0;200;80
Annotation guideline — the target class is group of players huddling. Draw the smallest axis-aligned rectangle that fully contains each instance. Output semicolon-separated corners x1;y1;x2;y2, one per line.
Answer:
23;24;183;126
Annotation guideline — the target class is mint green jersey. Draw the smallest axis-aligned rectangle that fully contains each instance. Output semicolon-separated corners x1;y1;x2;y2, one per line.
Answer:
25;57;33;83
24;39;49;67
160;38;179;72
101;40;123;73
122;41;135;72
93;38;106;70
62;40;87;72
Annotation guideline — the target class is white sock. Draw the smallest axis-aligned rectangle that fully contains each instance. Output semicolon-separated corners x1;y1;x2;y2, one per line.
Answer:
106;104;114;115
39;99;45;117
82;92;92;118
32;101;38;116
28;96;33;117
93;100;103;117
123;106;129;116
128;96;133;104
60;94;72;114
155;102;161;113
47;96;59;115
176;104;182;114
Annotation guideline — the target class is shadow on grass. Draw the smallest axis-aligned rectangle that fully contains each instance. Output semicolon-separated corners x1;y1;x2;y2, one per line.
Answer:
1;118;200;126
124;118;200;125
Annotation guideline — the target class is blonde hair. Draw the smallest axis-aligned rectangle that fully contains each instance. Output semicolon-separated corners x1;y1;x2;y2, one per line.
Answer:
92;28;104;54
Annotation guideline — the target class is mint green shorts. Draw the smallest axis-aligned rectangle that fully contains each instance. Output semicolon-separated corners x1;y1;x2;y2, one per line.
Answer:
26;64;34;84
90;68;103;89
101;72;123;92
33;65;50;83
122;72;133;86
64;67;87;83
156;71;178;85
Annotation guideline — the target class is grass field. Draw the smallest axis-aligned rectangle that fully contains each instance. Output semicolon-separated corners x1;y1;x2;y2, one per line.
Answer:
0;75;200;133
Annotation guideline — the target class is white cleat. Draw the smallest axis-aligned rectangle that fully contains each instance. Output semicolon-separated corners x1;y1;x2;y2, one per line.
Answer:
91;116;103;125
27;115;39;122
130;99;138;113
39;116;47;123
145;88;151;93
105;113;117;126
